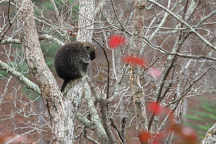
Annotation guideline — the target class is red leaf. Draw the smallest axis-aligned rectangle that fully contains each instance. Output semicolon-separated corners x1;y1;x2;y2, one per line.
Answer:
148;102;163;115
138;131;152;143
108;35;125;49
122;56;147;67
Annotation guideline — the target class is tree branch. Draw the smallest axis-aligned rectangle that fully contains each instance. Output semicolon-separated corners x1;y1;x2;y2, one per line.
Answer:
84;81;109;143
147;0;216;51
0;60;41;94
16;0;65;143
0;34;64;45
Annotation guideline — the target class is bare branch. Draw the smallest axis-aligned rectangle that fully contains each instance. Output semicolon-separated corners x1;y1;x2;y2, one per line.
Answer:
196;9;216;26
84;81;109;143
0;60;41;94
1;34;64;45
147;0;216;51
0;38;21;44
39;34;64;46
76;113;95;130
49;0;60;18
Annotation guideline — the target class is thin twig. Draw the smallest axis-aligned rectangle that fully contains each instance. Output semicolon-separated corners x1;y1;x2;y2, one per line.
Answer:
92;38;110;100
0;60;41;94
167;67;211;107
110;0;125;31
147;0;216;51
0;2;22;42
8;0;12;25
121;117;127;143
110;118;124;144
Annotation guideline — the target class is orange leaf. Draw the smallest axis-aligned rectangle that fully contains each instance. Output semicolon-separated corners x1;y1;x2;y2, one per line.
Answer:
138;130;152;143
170;123;198;144
180;126;198;144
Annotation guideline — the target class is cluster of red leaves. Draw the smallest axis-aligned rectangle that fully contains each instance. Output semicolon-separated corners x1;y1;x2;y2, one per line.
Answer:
138;102;198;144
108;35;197;143
122;56;161;79
108;35;161;79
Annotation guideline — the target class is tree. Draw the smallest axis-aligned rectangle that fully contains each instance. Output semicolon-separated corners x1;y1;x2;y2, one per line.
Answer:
0;0;216;143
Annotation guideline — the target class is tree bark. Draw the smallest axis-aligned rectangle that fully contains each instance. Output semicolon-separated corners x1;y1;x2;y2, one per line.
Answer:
75;0;110;143
16;0;65;143
202;123;216;144
77;0;95;42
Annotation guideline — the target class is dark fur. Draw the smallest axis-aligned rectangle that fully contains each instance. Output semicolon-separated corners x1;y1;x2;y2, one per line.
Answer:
54;41;96;91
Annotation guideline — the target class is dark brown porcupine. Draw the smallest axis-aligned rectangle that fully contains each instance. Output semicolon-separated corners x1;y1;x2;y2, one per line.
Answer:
54;41;96;92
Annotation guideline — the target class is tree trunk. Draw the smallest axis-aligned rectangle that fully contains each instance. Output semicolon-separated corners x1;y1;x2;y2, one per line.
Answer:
75;0;110;143
16;0;65;143
77;0;95;42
